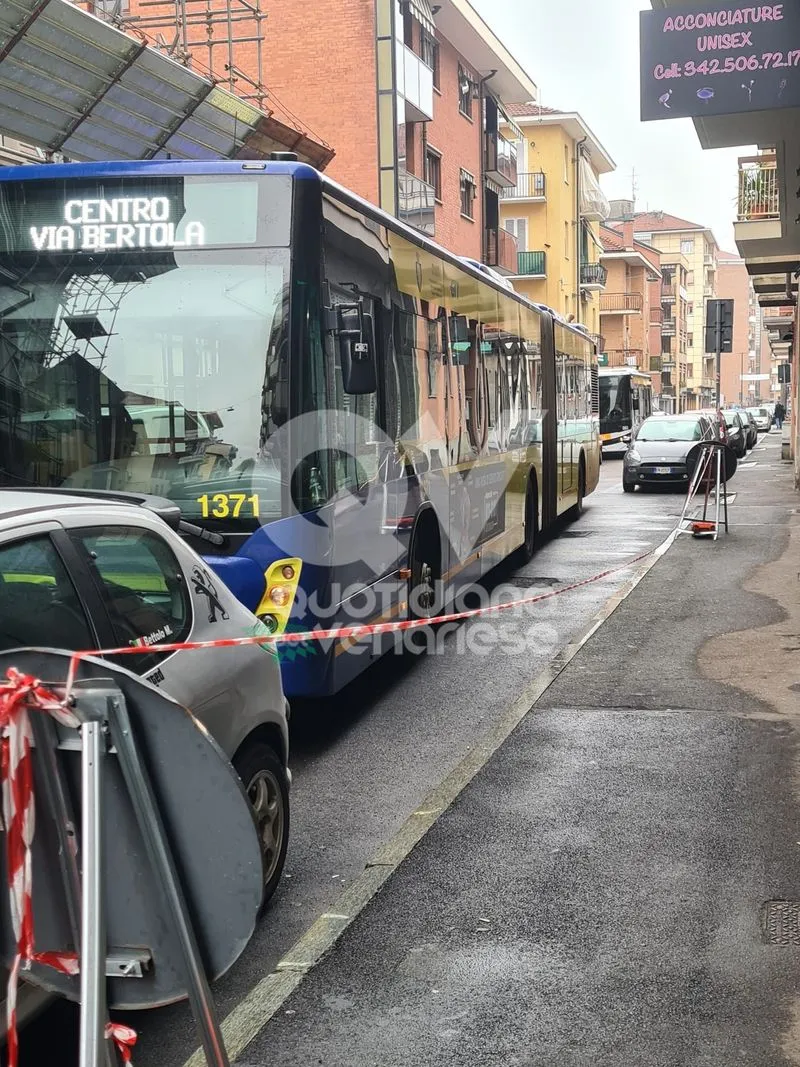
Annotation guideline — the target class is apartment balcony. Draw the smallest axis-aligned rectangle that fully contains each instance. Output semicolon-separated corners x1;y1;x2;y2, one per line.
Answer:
661;281;676;301
580;262;607;290
650;306;664;324
484;131;517;190
649;356;663;373
704;253;715;267
599;292;643;315
662;319;676;337
601;348;643;368
737;154;779;222
398;170;436;236
486;226;518;275
763;307;795;330
396;42;434;123
512;250;547;277
500;171;546;202
704;285;714;297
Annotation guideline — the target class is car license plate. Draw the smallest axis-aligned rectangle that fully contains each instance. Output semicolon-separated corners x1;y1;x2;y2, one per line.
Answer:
654;466;672;474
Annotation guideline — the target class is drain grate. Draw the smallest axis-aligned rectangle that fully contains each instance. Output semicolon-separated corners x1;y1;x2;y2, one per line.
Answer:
509;577;563;588
762;901;800;944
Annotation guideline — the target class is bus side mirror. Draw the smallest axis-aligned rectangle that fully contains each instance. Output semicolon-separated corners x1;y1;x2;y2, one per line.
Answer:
337;302;377;395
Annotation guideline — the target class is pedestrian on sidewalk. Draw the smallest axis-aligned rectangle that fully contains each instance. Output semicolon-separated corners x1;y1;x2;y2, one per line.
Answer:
774;401;786;429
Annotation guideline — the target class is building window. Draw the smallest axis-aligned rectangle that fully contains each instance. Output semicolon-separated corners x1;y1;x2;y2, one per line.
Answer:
504;217;527;252
458;65;473;119
460;169;476;218
421;29;439;87
687;302;694;315
687;333;694;348
686;272;694;286
424;147;441;200
680;238;694;254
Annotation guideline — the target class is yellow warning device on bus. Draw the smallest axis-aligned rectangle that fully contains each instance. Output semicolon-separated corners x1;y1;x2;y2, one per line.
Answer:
254;558;303;636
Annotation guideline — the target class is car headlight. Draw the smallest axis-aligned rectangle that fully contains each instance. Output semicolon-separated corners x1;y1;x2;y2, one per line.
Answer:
625;448;642;465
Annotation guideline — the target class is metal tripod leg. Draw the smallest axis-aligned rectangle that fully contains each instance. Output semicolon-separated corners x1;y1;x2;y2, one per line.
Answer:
106;693;230;1067
680;444;711;529
713;447;722;541
79;720;112;1067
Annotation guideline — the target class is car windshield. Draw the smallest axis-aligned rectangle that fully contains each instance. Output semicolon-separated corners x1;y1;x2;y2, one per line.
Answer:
722;411;741;427
636;419;703;442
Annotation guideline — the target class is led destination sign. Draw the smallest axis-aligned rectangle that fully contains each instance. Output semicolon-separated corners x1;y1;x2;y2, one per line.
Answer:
30;196;207;252
641;3;800;121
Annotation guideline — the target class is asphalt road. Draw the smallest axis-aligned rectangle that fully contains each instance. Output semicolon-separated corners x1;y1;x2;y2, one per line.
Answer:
16;446;730;1066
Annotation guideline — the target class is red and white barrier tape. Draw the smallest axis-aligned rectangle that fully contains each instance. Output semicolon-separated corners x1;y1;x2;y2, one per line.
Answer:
63;547;655;691
0;669;136;1066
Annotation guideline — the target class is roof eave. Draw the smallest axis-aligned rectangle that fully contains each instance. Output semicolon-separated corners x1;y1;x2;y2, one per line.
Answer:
511;112;615;174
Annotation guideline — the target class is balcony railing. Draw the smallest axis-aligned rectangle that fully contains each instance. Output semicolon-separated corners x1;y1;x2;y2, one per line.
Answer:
661;281;676;299
500;171;546;201
484;131;517;189
580;262;608;288
737;154;779;221
662;319;676;337
515;250;547;277
599;292;643;314
602;349;643;368
398;170;436;236
486;226;518;275
650;306;664;324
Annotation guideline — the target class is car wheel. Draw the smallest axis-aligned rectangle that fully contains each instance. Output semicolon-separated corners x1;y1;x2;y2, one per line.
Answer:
233;742;290;908
622;480;635;493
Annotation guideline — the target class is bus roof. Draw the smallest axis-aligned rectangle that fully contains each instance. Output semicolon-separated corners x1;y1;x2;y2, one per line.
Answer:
0;158;595;346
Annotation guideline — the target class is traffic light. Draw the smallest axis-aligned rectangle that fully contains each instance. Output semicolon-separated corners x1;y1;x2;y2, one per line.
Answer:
705;299;734;353
778;362;792;384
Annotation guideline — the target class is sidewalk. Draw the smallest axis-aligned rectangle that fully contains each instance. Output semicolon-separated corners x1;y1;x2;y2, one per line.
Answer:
237;433;800;1067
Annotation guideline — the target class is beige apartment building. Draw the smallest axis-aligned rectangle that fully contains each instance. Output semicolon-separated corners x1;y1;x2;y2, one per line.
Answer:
609;208;720;410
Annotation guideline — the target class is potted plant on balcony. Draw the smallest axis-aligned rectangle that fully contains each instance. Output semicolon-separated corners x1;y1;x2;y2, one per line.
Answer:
740;167;773;218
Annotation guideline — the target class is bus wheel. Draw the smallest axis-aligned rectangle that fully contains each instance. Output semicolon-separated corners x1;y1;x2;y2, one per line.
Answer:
515;475;538;564
569;458;586;521
409;515;440;621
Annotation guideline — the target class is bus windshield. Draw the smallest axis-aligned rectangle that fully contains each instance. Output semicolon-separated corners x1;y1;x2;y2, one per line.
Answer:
0;250;290;527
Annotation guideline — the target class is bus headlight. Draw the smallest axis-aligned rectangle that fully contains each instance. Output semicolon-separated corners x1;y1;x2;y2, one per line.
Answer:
254;558;303;635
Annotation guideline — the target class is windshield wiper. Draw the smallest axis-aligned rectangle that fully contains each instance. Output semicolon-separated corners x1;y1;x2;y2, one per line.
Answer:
178;519;225;547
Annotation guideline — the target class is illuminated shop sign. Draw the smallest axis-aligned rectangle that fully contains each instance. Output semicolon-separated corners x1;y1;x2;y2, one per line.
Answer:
640;3;800;121
29;196;206;252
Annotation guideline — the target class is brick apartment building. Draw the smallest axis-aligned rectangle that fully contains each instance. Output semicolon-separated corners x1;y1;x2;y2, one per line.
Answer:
119;0;537;262
598;222;662;383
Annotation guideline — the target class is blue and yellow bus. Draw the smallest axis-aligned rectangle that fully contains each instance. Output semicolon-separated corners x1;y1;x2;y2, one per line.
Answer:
0;159;599;697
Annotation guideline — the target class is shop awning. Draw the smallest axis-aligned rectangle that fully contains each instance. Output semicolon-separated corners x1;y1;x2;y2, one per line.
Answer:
0;0;334;168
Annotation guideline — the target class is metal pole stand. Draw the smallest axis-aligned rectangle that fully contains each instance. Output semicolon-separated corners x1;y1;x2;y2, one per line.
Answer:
0;651;265;1067
678;440;731;541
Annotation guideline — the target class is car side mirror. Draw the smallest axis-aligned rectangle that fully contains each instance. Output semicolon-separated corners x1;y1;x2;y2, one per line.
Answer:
337;302;377;395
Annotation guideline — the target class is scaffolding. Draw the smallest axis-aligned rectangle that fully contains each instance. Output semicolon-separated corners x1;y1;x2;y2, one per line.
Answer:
89;0;268;109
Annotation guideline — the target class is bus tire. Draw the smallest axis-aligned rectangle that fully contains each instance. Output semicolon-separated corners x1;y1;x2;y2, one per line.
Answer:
569;456;586;521
408;511;441;622
515;472;538;565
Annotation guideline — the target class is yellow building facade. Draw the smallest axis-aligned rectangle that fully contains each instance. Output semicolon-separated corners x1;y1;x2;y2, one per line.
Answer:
499;106;615;339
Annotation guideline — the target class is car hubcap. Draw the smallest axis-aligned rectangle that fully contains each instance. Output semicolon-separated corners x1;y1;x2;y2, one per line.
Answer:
247;769;284;884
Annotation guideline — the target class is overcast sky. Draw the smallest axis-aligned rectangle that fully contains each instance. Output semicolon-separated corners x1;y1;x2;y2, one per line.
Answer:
472;0;751;252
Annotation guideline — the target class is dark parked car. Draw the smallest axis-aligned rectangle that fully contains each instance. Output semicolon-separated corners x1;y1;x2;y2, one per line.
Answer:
623;413;715;492
721;409;748;458
697;408;728;444
740;409;758;450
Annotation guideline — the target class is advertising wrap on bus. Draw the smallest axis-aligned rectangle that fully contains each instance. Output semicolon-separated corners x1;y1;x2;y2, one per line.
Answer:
0;161;600;698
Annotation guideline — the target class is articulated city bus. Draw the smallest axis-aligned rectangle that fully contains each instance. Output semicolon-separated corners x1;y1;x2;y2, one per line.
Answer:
598;367;653;455
0;160;600;696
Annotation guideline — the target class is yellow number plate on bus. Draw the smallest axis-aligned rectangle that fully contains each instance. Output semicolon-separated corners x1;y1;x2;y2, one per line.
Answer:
196;493;260;519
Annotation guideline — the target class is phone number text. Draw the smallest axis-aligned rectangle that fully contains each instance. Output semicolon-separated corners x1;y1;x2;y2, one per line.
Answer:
655;51;800;79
